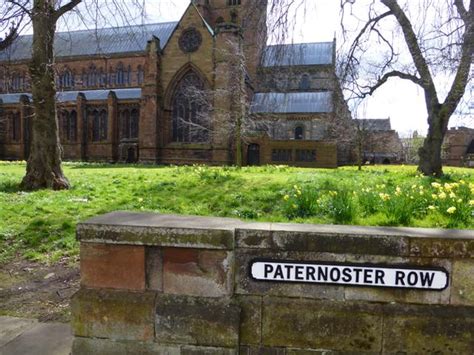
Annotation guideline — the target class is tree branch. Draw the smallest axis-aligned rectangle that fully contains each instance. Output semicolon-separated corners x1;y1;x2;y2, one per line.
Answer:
442;1;474;119
6;0;31;16
0;26;18;51
453;0;468;23
380;0;438;103
360;70;423;97
54;0;82;21
342;10;393;80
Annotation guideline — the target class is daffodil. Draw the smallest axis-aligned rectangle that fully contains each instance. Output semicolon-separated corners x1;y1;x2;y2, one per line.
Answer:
379;193;390;201
447;206;456;214
283;195;289;201
395;186;402;196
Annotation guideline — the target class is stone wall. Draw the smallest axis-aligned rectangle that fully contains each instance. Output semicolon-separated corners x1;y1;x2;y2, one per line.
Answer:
71;212;474;354
443;127;474;167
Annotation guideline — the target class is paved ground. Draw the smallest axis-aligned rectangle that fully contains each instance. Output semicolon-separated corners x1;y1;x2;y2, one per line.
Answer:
0;316;72;355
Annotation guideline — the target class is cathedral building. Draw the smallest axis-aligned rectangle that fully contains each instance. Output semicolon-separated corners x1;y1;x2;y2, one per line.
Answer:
0;0;354;167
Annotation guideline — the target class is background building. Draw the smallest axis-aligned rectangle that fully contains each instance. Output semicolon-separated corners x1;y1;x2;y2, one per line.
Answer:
442;127;474;167
354;118;403;165
0;0;354;167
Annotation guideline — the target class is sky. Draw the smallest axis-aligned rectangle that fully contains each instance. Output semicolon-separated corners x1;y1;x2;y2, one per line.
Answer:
142;0;472;137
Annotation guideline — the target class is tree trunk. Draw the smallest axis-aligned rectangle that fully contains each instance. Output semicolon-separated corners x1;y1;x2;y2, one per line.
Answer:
418;112;447;177
21;1;69;190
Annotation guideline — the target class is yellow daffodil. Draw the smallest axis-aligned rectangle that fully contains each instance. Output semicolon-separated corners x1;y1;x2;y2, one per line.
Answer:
447;207;456;214
379;193;390;201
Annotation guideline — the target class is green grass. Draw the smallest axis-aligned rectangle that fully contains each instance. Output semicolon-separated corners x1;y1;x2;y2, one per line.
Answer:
0;162;473;263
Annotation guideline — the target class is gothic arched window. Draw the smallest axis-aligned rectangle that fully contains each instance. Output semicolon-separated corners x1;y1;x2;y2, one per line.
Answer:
299;74;311;90
91;109;107;142
120;108;140;139
82;70;88;87
60;111;69;141
60;69;74;89
92;110;100;142
69;110;77;141
294;126;304;140
172;71;209;143
130;109;139;138
100;109;108;140
98;68;106;87
137;66;144;85
10;112;21;141
121;109;131;139
87;64;98;87
11;73;23;91
116;63;125;86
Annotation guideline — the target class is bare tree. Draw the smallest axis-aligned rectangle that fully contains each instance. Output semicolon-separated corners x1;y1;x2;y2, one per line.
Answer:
2;0;148;190
0;3;25;51
340;0;473;176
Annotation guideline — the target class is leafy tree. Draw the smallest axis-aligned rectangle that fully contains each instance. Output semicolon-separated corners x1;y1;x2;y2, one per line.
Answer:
340;0;473;176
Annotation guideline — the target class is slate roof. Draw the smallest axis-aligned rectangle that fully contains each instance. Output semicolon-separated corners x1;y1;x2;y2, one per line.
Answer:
355;119;392;131
0;93;31;104
262;42;334;67
0;22;178;62
252;92;333;114
0;88;141;104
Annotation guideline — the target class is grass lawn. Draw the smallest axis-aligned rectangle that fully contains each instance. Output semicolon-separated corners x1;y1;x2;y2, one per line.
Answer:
0;161;473;263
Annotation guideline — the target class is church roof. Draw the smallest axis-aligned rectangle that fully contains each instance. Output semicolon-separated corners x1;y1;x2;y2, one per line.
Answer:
0;88;141;104
355;119;392;131
262;42;334;67
0;22;178;62
252;91;333;114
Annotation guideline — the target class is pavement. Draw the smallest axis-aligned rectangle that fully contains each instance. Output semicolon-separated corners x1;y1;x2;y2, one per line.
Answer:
0;316;72;355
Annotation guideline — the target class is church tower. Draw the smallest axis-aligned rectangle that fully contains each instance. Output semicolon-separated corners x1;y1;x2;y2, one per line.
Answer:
193;0;268;80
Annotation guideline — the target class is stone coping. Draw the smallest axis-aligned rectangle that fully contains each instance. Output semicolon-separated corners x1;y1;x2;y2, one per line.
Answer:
77;211;474;254
79;211;473;238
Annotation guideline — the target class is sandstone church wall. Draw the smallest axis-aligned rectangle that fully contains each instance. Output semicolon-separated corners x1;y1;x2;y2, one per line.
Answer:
71;212;474;354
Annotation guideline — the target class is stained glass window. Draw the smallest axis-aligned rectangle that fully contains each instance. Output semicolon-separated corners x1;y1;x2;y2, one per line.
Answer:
172;71;209;143
179;29;202;53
